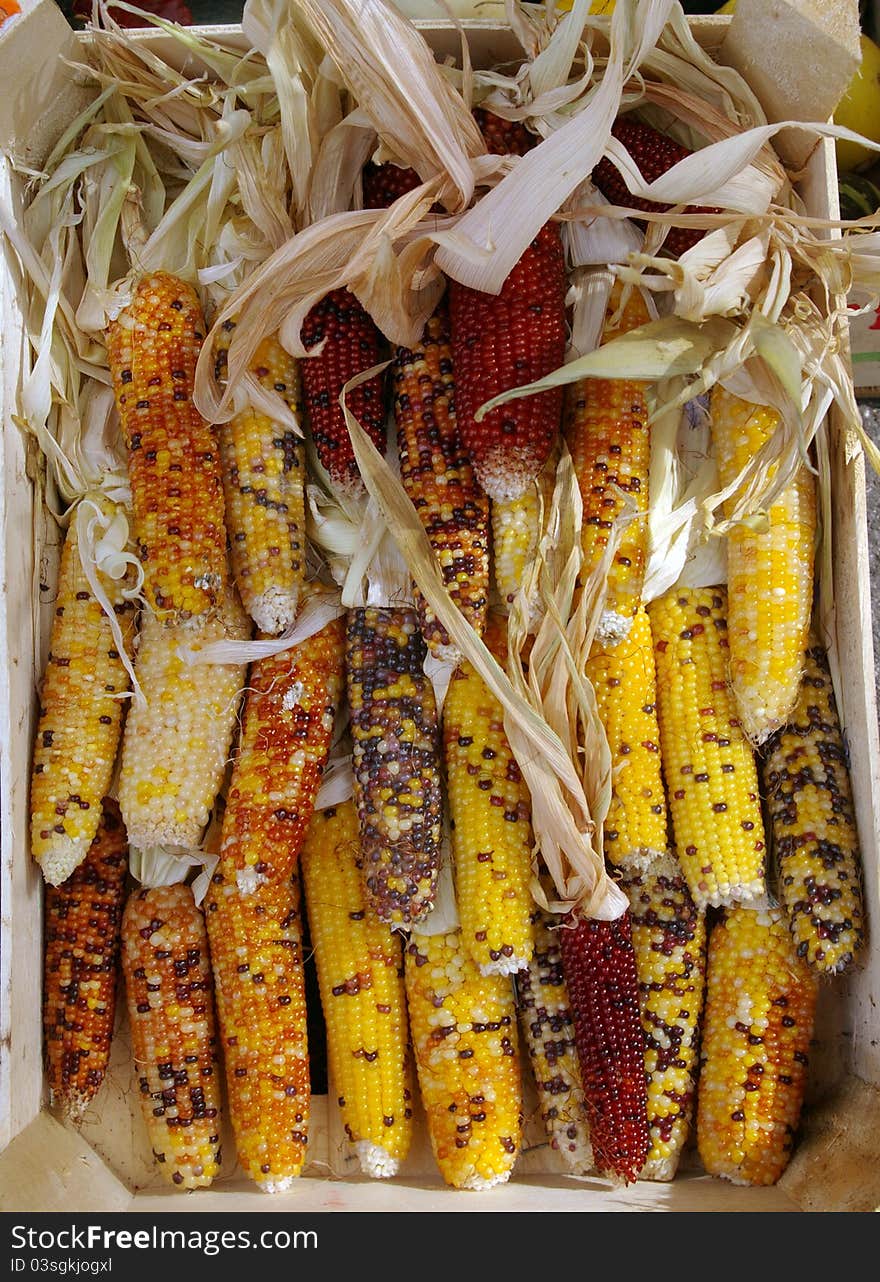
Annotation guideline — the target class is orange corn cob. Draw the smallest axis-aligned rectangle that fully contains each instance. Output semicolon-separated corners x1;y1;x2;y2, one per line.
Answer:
106;272;226;626
121;882;222;1189
43;799;128;1120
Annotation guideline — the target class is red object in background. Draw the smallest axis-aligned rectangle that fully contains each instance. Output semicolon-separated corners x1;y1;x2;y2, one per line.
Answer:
73;0;194;23
0;0;21;25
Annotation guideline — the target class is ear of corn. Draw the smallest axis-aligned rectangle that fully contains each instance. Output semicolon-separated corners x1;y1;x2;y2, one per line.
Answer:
43;798;128;1120
559;910;651;1184
762;641;865;975
218;612;346;893
362;160;422;209
394;301;490;657
443;615;534;975
709;386;816;745
117;591;250;851
697;903;818;1187
300;287;386;496
301;801;414;1178
566;284;652;645
490;452;556;623
31;510;137;886
347;605;444;927
205;870;310;1192
586;607;667;870
592;117;715;257
405;927;522;1190
214;323;306;636
516;906;594;1176
622;855;706;1181
648;586;767;911
472;108;536;158
106;272;226;626
121;882;223;1190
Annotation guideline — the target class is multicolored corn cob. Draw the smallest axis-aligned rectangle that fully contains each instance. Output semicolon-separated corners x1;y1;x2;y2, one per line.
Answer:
346;606;444;927
217;612;346;893
214;322;306;635
762;641;865;974
300;287;386;495
697;903;818;1186
106;272;226;626
559;910;650;1184
31;508;136;886
443;615;534;975
43;799;128;1119
205;870;309;1191
709;386;816;745
405;927;522;1189
622;855;706;1181
117;591;250;850
648;586;767;910
394;301;490;657
592;117;716;257
301;800;414;1178
516;906;594;1176
566;283;651;644
449;222;567;503
121;882;222;1189
586;607;667;869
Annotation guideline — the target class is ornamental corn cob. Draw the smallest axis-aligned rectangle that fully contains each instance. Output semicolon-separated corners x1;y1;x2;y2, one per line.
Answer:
117;591;250;850
648;586;767;911
472;108;536;159
586;607;667;869
214;322;306;635
566;284;651;644
444;615;534;975
449;222;567;503
31;509;137;886
121;882;222;1189
300;287;386;495
217;612;346;893
405;927;522;1189
301;800;414;1178
762;641;865;974
709;386;816;745
559;910;650;1184
516;906;593;1176
697;903;818;1186
490;450;555;623
362;160;422;209
592;117;716;258
393;301;490;657
43;798;128;1119
106;272;226;626
347;606;444;927
205;870;309;1191
622;855;706;1181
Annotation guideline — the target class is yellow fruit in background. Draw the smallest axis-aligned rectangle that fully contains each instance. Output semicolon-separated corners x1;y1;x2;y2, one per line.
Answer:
716;0;737;12
556;0;615;13
835;33;880;173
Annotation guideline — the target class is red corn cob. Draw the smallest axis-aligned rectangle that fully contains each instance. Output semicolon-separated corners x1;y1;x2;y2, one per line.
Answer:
559;910;651;1183
472;108;536;158
592;117;717;258
362;161;422;209
300;288;386;495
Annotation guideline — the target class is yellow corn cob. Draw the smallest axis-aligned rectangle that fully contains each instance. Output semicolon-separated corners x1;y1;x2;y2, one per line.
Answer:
516;906;593;1176
762;641;865;974
301;801;414;1178
443;615;534;975
566;284;651;644
586;606;667;869
490;451;555;622
31;509;137;886
106;272;227;626
117;591;250;850
394;302;490;658
697;903;818;1186
648;586;766;910
405;927;522;1189
709;386;816;744
622;854;706;1181
205;870;309;1191
215;324;306;635
43;799;128;1120
121;882;223;1189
